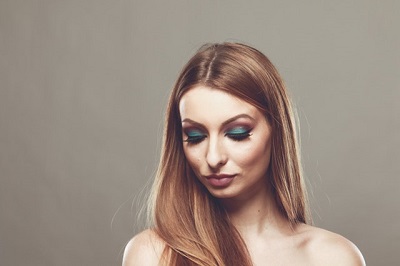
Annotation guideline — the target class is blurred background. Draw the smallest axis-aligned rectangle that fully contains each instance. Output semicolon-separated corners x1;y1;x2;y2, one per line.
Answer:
0;0;399;265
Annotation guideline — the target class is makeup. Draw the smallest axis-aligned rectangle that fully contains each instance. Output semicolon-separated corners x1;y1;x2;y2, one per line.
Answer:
204;174;236;187
224;126;252;141
183;128;206;144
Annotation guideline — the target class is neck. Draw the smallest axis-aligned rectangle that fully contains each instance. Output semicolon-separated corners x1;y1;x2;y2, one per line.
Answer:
219;185;291;237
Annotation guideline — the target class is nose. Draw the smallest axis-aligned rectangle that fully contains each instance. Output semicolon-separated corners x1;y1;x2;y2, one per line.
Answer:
206;136;227;170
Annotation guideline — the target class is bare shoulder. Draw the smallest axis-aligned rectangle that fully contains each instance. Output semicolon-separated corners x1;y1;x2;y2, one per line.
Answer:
297;224;365;266
122;229;165;266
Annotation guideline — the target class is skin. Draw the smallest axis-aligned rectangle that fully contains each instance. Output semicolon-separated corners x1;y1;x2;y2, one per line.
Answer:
180;86;272;203
123;86;366;266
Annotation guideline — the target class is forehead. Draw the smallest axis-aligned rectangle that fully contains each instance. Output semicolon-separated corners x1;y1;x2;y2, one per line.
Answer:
179;86;260;122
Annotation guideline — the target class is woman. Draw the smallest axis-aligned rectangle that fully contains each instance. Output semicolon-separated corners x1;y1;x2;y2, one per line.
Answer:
123;42;365;265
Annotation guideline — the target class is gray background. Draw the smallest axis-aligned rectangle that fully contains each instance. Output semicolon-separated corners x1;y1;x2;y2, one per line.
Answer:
1;0;399;265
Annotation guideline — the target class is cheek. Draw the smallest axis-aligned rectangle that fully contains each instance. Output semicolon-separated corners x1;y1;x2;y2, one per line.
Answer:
183;146;203;172
231;138;272;170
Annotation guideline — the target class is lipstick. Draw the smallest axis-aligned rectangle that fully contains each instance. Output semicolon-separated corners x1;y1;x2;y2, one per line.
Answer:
204;174;236;187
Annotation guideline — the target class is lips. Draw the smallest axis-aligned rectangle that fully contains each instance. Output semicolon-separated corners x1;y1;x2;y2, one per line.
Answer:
204;174;236;187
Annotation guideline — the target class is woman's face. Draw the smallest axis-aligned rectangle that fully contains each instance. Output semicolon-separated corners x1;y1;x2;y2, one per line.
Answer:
179;86;272;200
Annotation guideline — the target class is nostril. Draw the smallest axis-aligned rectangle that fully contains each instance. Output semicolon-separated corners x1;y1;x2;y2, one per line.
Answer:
206;152;227;169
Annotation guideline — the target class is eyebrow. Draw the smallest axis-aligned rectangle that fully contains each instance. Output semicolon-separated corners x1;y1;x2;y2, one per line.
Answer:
181;114;255;128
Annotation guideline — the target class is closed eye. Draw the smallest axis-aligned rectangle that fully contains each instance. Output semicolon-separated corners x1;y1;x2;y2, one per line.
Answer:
225;127;252;141
184;135;206;144
183;129;207;144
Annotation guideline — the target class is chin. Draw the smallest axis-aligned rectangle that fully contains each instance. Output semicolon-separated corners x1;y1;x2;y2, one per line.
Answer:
205;187;240;200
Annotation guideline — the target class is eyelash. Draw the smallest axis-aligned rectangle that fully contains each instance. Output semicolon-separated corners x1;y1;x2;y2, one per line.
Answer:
184;135;206;144
183;128;252;144
225;129;252;141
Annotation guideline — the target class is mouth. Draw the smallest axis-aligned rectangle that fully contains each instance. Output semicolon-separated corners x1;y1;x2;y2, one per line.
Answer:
203;174;236;187
205;174;236;179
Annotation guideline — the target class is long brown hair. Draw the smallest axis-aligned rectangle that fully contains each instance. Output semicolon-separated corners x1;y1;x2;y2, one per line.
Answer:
148;42;310;265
